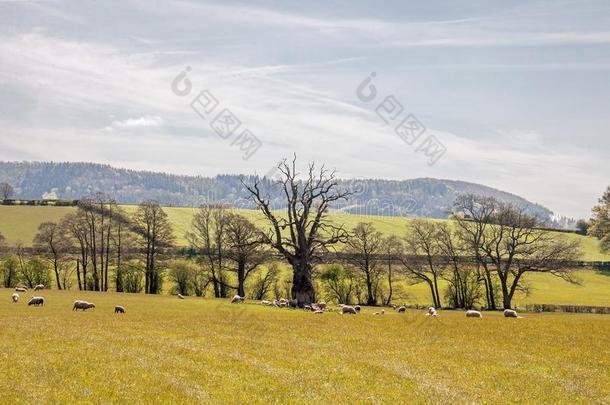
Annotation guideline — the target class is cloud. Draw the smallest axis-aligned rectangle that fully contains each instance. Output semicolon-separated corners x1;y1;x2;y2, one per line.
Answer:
109;115;164;130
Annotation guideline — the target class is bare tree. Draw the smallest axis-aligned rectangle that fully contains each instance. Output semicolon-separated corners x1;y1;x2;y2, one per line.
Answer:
33;221;70;290
382;235;402;306
186;205;229;298
132;200;175;294
243;157;350;305
61;211;90;290
223;212;268;297
250;263;280;300
401;219;444;308
453;194;500;310
0;182;14;200
484;203;582;309
345;222;385;305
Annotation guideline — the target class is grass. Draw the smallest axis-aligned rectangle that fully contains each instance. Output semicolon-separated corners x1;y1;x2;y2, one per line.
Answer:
1;288;610;403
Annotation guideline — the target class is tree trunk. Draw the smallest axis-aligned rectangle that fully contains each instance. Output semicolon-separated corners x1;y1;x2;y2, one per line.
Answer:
76;260;82;291
237;260;246;297
291;261;314;306
53;259;62;290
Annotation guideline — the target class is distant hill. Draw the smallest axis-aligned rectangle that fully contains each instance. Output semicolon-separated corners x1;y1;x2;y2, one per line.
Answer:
0;161;555;222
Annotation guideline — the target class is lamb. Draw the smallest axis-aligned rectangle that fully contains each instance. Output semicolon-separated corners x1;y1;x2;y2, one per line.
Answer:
373;309;385;316
177;293;185;299
33;284;45;291
230;294;245;304
73;300;95;311
466;310;483;318
12;293;19;303
354;305;361;313
114;305;126;314
397;306;406;313
15;287;27;293
503;309;521;318
341;305;358;315
28;296;45;306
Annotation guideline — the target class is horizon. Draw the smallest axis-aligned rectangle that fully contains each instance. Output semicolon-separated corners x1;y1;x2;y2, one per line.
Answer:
1;1;608;219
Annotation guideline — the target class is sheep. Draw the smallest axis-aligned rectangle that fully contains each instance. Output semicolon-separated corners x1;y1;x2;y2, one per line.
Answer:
313;309;324;314
12;293;19;303
373;309;385;316
28;296;45;306
303;305;312;310
426;307;438;317
317;302;327;311
73;300;95;311
33;284;45;291
466;310;483;318
354;305;361;313
397;306;406;313
114;305;126;314
230;294;245;304
341;305;358;315
503;309;521;318
261;300;272;305
15;287;27;293
177;293;185;299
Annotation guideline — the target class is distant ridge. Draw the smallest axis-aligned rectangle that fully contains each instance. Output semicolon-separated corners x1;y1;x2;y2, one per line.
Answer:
0;161;555;222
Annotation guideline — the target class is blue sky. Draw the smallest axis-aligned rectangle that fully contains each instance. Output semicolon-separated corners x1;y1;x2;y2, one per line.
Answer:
0;0;608;218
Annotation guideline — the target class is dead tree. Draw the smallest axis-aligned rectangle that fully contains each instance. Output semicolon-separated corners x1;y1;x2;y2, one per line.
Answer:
243;157;350;306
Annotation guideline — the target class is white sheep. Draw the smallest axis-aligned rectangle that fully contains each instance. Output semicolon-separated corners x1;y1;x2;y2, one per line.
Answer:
73;300;95;311
397;306;406;313
15;287;27;293
177;293;185;299
466;310;482;318
313;309;324;314
261;300;272;305
426;307;438;317
373;309;385;316
12;293;19;303
503;309;521;318
341;306;357;315
354;305;361;313
231;294;245;304
28;296;45;306
114;305;126;314
33;284;45;291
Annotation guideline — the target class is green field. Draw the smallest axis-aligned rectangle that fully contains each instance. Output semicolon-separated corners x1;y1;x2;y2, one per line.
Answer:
1;289;609;403
0;205;608;261
1;205;610;308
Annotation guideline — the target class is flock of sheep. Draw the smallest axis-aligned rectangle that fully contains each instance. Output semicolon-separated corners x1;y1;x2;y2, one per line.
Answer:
10;285;126;314
10;287;523;319
228;294;523;319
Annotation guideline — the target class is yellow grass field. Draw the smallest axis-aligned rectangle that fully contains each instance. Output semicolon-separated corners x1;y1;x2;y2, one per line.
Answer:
1;289;610;403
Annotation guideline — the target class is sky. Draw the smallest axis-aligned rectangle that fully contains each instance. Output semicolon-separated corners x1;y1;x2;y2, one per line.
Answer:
0;0;608;219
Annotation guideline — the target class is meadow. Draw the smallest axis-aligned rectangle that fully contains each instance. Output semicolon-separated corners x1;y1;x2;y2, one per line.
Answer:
1;288;610;404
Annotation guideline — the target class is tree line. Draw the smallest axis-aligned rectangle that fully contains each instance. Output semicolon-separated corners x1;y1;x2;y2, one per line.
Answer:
0;159;596;310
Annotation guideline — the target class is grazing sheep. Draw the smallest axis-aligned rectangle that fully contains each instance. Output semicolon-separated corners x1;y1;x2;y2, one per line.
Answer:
503;309;521;318
317;302;327;311
12;293;19;303
15;287;27;293
230;294;245;304
177;294;185;299
304;305;312;310
373;309;385;316
261;300;272;305
354;305;361;313
28;296;45;306
341;305;357;315
466;310;483;318
72;300;95;311
426;307;438;317
313;309;324;314
397;306;406;313
33;284;45;291
114;305;126;314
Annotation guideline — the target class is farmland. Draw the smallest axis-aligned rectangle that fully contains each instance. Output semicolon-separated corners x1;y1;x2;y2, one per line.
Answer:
1;289;610;403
